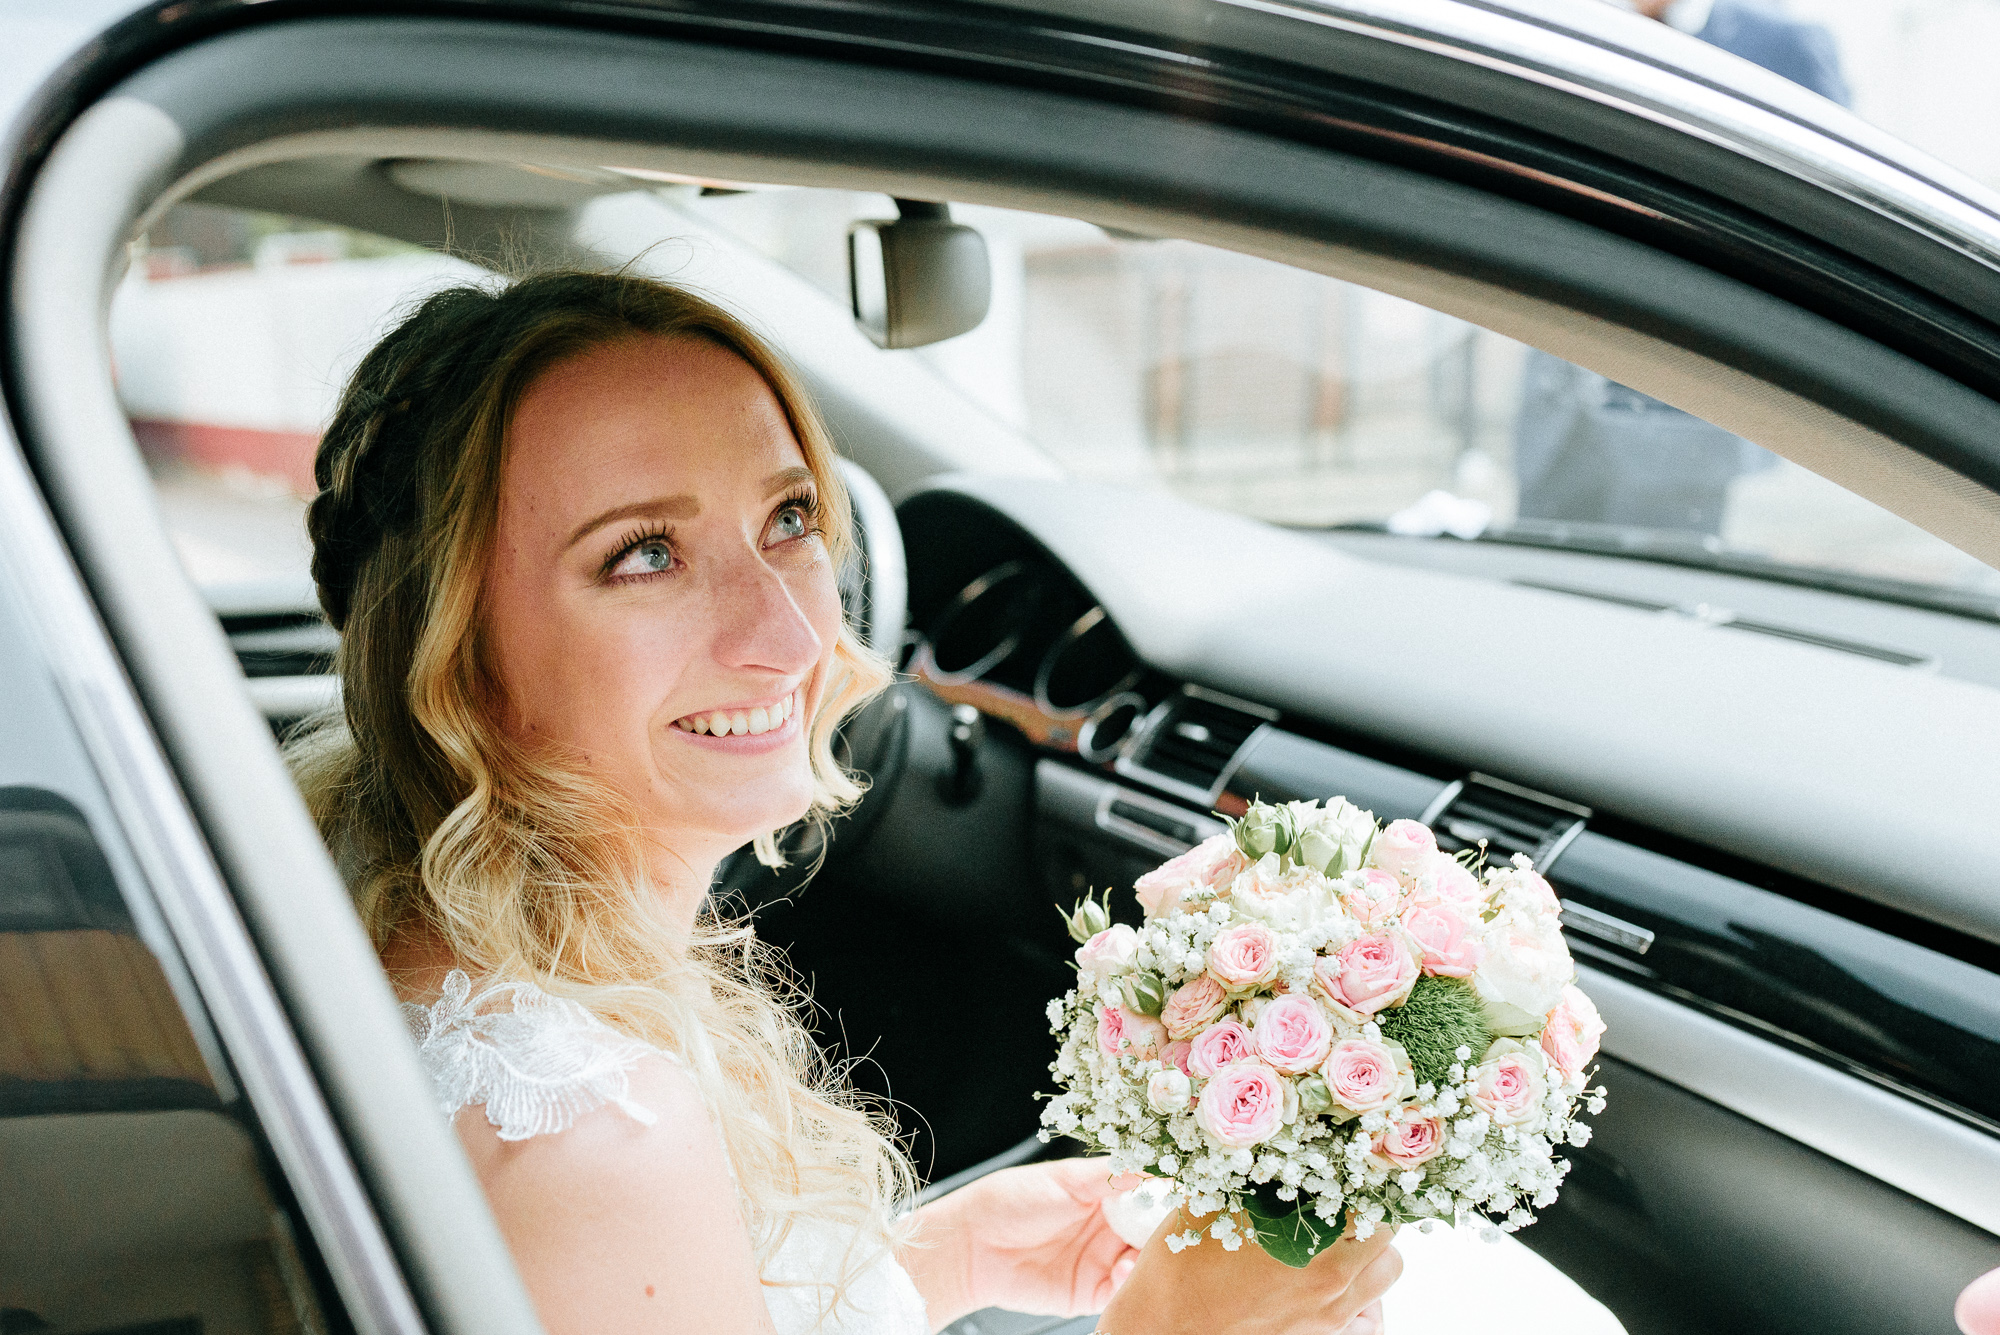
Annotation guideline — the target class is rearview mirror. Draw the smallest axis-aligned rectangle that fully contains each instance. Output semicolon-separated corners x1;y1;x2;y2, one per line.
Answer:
848;200;991;349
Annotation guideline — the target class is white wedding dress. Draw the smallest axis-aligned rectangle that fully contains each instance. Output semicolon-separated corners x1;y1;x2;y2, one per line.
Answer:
407;972;1625;1335
405;971;931;1335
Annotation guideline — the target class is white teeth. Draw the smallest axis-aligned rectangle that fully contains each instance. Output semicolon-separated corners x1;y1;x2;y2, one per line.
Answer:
675;693;797;736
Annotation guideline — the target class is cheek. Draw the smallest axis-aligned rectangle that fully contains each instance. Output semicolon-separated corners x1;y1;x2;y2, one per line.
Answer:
796;564;850;696
487;587;694;754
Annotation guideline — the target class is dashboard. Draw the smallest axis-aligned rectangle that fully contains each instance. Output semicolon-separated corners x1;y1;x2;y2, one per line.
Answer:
894;478;2000;1238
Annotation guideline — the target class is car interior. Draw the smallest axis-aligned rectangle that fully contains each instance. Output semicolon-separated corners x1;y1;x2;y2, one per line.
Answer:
2;7;1998;1335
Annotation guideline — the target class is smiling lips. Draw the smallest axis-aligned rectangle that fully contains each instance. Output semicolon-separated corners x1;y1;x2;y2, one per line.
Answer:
671;691;799;738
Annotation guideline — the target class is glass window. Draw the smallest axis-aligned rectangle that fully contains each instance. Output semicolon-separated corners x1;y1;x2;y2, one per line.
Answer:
0;600;336;1333
114;204;480;596
674;188;2000;612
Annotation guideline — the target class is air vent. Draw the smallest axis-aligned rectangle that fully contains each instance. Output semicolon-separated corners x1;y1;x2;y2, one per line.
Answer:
1421;773;1589;870
222;611;339;678
1115;685;1275;805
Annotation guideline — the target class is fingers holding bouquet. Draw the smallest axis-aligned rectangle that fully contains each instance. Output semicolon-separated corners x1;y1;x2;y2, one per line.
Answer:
1099;1187;1403;1335
1042;796;1608;1278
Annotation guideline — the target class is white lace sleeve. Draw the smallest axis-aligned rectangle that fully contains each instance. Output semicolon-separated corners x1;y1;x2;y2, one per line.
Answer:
405;969;661;1141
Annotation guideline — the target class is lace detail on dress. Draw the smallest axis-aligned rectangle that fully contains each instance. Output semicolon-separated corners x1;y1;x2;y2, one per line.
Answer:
404;969;659;1141
403;971;928;1334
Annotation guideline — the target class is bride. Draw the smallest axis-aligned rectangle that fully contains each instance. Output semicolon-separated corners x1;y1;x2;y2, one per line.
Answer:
286;271;1401;1334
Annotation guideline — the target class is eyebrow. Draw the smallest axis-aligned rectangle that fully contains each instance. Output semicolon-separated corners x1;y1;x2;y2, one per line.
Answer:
564;468;817;551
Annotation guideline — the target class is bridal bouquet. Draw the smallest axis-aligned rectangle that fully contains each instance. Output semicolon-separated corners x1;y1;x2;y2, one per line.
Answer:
1039;798;1607;1266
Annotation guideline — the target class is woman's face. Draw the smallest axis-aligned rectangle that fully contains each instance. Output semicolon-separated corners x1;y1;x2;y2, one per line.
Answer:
482;333;843;877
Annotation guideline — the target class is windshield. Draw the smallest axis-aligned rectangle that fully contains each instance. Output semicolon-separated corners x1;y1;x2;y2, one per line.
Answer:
676;187;2000;615
115;189;2000;621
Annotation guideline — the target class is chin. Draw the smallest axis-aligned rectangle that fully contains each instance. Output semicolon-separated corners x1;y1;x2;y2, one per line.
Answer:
704;773;817;848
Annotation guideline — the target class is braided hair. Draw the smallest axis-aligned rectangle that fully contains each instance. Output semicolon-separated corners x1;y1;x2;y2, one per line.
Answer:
287;271;910;1278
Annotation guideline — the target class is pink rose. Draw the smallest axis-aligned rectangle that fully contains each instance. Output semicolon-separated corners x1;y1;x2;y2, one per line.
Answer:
1075;924;1139;981
1374;1111;1446;1169
1402;903;1485;979
1407;854;1485;911
1540;984;1605;1080
1253;996;1335;1074
1367;819;1438;883
1471;1049;1545;1127
1340;869;1405;927
1160;974;1229;1040
1194;1061;1287;1148
1096;1004;1165;1060
1161;1040;1194;1076
1316;932;1419;1017
1187;1019;1254;1076
1136;834;1249;920
1207;923;1280;990
1321;1038;1406;1114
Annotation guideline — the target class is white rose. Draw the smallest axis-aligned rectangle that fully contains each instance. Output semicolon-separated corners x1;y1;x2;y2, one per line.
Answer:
1228;854;1342;931
1076;924;1140;981
1146;1067;1193;1114
1474;913;1574;1034
1485;861;1561;922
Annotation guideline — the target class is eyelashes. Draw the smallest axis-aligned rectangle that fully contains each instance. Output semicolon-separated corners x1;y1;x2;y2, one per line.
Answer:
774;487;825;539
597;488;824;584
599;524;676;581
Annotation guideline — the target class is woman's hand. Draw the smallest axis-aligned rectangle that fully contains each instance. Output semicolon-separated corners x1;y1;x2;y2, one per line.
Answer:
901;1159;1396;1335
1096;1203;1401;1335
901;1158;1141;1328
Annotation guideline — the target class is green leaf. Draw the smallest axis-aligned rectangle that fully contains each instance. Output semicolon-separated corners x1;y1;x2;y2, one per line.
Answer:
1241;1184;1345;1268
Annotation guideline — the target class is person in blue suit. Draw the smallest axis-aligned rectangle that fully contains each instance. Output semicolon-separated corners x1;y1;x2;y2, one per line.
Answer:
1512;0;1849;536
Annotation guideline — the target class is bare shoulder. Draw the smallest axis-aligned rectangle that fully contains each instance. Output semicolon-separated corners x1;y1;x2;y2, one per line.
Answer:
455;1052;777;1335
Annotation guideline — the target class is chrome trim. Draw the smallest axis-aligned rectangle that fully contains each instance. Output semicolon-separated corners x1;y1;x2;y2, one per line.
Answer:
1076;690;1147;765
925;559;1038;685
1467;770;1593;819
1540;816;1588;869
0;432;425;1333
1559;899;1655;956
1113;683;1273;808
1584;965;2000;1237
1225;0;2000;275
1033;604;1143;719
1418;779;1464;827
1094;782;1228;860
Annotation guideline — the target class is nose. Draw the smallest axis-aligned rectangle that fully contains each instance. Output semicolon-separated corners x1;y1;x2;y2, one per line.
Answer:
707;544;825;679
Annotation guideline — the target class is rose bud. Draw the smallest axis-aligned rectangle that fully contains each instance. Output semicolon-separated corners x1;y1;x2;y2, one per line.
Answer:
1234;803;1288;859
1294;827;1344;876
1061;895;1111;944
1147;1067;1193;1114
1122;971;1168;1017
1296;1073;1333;1116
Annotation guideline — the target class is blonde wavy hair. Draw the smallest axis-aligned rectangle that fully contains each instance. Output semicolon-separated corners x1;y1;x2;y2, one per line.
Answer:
286;270;914;1288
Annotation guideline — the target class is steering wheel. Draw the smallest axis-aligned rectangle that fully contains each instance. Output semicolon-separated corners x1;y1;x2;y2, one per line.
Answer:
710;459;913;911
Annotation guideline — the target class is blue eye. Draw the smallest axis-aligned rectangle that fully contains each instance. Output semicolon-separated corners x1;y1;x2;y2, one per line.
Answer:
606;536;676;580
773;506;809;540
